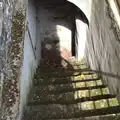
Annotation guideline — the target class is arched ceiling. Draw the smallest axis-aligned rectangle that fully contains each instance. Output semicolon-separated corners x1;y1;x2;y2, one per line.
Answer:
67;0;91;21
35;0;90;22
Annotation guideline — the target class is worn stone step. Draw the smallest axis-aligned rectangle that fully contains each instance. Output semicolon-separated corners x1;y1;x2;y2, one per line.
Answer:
28;94;116;106
43;64;89;70
38;85;107;94
47;115;120;120
39;70;94;78
40;58;86;65
33;74;100;86
39;65;90;73
29;84;107;100
33;78;102;86
24;105;120;119
39;64;89;73
30;79;107;101
39;59;89;72
28;84;109;103
39;69;92;75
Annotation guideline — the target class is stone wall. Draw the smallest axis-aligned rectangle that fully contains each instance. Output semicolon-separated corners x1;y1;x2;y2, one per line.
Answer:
0;0;40;119
0;0;3;109
85;0;120;102
0;0;17;119
0;1;26;120
0;1;2;36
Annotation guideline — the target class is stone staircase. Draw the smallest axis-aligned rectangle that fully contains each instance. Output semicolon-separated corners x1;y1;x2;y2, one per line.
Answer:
23;58;120;120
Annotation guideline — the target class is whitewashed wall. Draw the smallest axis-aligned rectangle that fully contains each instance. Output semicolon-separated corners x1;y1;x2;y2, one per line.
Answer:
19;0;41;119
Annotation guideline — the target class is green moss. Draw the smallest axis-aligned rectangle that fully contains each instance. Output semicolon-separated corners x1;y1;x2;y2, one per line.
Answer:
10;9;25;59
12;11;25;40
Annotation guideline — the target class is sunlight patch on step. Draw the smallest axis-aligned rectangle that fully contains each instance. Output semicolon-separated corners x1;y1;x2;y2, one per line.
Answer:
90;89;101;96
71;74;99;81
81;101;94;110
95;99;108;109
109;98;119;106
86;81;96;87
96;80;103;86
72;82;86;89
102;88;110;95
74;90;89;99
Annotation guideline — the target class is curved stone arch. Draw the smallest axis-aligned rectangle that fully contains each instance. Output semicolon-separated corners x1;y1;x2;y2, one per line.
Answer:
67;0;91;23
61;0;90;26
34;0;89;26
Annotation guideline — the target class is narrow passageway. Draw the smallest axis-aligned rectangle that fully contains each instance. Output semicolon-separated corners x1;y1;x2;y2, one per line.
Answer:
23;57;120;120
23;0;120;120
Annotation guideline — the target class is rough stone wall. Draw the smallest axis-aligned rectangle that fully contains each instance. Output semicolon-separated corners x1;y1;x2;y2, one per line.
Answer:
0;2;2;36
85;0;120;102
0;0;26;120
0;0;16;118
0;0;3;108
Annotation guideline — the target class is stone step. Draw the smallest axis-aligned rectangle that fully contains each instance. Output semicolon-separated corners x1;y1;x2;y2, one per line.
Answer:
39;63;89;73
33;85;107;94
34;78;102;86
39;59;88;71
30;77;107;96
29;84;109;101
24;105;120;119
47;115;120;120
28;94;116;106
40;57;84;64
39;70;94;77
39;65;90;73
33;74;100;86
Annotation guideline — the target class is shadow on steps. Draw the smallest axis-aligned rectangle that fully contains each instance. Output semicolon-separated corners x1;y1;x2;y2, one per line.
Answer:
23;57;120;120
